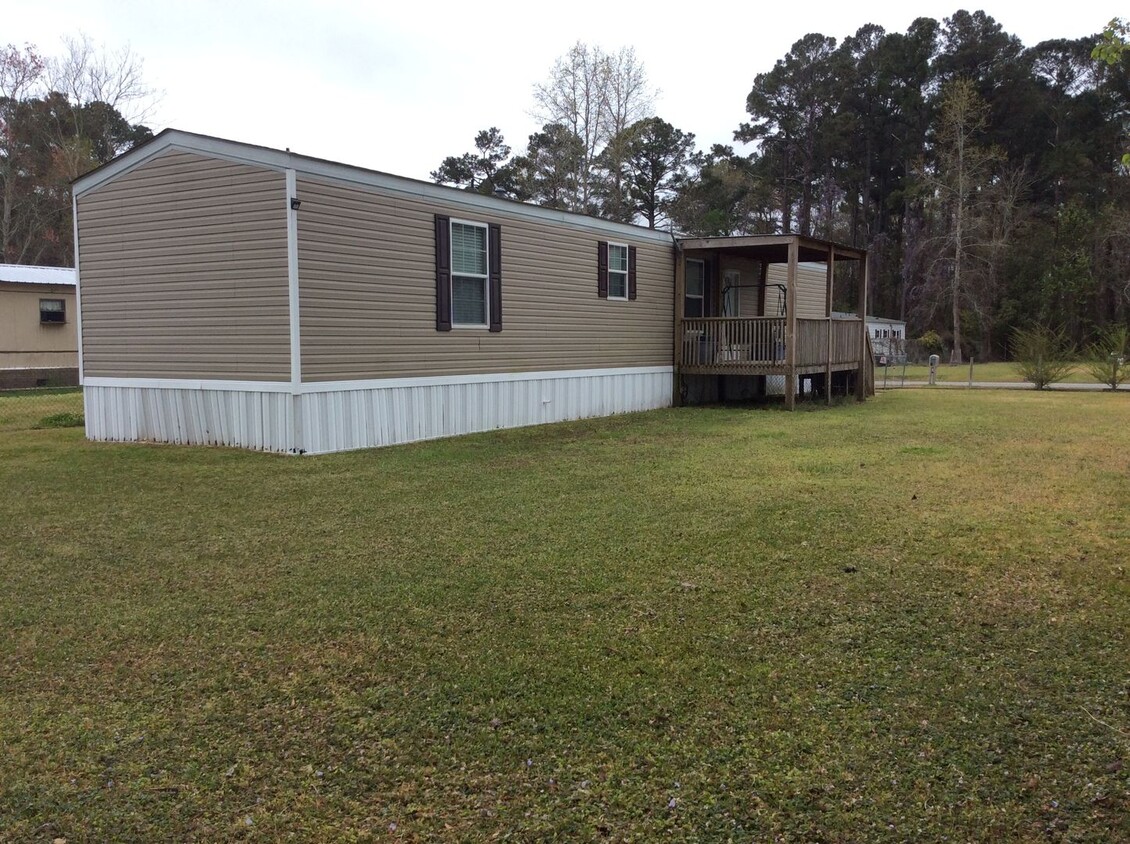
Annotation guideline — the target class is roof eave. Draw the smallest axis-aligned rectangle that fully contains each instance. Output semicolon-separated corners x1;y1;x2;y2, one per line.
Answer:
72;129;676;245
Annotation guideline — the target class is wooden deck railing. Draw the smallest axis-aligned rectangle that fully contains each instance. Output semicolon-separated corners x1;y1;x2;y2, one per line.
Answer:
681;317;863;370
681;317;786;368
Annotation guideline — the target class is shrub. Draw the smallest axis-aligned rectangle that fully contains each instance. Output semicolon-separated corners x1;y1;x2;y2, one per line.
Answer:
1082;325;1129;390
1011;325;1074;389
37;412;85;428
917;330;944;355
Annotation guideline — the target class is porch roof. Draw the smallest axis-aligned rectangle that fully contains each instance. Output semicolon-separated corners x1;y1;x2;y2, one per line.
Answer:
676;234;866;264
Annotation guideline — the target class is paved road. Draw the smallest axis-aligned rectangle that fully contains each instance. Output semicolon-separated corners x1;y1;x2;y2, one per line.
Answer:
878;380;1129;392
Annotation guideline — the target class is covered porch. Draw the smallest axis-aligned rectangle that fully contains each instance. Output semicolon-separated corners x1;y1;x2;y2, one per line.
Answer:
674;234;871;410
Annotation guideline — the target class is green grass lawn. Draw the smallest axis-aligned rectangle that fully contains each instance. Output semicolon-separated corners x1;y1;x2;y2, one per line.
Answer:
2;392;1127;841
878;361;1097;384
0;387;83;431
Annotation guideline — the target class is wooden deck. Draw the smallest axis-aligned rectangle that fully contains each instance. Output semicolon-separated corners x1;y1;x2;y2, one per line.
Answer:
679;317;864;375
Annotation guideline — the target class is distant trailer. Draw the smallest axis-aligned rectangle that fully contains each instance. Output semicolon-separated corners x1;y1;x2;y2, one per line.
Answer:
0;264;78;389
865;316;907;364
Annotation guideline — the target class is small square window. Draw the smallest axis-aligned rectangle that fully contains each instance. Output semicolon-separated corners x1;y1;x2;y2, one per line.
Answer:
40;299;66;324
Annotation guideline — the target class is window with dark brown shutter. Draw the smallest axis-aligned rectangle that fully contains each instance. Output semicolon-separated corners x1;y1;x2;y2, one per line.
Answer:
436;215;501;331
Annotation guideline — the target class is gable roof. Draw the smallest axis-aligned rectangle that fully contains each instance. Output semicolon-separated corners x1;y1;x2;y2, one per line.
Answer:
72;128;676;245
0;264;76;286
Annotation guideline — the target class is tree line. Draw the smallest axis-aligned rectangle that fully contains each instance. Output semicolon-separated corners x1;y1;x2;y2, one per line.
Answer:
433;12;1130;361
0;38;153;267
3;21;1126;362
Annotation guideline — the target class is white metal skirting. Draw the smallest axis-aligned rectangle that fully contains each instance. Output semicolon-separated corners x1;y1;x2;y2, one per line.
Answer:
82;368;673;455
300;369;672;454
84;385;295;453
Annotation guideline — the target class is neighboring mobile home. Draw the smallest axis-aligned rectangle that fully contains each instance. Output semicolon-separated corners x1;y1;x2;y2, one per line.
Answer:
0;264;78;389
73;130;871;455
865;316;908;363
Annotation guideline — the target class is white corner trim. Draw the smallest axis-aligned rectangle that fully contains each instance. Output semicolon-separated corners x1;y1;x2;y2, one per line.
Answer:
286;168;303;455
72;192;84;385
286;169;301;387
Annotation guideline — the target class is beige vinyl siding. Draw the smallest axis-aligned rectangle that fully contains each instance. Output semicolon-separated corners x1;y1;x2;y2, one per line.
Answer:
768;263;828;319
77;150;290;380
717;256;766;317
297;176;674;380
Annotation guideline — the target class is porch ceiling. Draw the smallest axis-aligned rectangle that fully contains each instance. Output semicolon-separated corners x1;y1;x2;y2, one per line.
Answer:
677;234;866;264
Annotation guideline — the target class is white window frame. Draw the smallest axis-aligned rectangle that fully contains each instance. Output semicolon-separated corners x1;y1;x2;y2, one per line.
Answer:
685;259;705;318
450;218;489;329
607;242;629;300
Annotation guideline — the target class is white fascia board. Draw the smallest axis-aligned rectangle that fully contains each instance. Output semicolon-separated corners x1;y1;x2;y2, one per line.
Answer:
296;366;674;394
81;366;674;395
82;376;293;392
292;158;673;244
0;265;76;285
74;130;674;246
73;133;290;197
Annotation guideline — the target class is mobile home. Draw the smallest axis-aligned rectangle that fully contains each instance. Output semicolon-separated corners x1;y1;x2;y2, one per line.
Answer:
73;130;871;454
0;264;78;389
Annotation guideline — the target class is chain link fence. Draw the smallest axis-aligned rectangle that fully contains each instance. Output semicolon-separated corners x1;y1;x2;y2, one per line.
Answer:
0;387;84;432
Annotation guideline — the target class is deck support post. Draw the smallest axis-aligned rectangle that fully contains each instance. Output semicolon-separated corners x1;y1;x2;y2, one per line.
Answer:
785;239;798;411
673;243;685;407
758;261;769;398
825;245;834;405
856;250;869;401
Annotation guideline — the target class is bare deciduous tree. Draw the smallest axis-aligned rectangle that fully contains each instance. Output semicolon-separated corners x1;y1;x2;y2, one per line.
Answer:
47;34;158;171
532;42;655;214
913;79;1016;363
0;36;155;264
48;34;155;123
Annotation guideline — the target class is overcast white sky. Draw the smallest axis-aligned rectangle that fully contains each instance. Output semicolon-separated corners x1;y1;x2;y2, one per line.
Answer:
7;1;1119;180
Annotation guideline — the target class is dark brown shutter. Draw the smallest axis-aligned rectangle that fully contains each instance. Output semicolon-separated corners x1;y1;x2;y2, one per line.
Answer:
488;223;502;332
435;214;452;332
627;245;638;300
597;240;608;298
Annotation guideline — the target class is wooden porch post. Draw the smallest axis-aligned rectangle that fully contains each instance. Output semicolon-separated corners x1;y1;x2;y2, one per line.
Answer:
758;260;769;397
856;250;869;401
785;239;798;411
673;242;685;407
758;260;768;316
825;245;834;405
